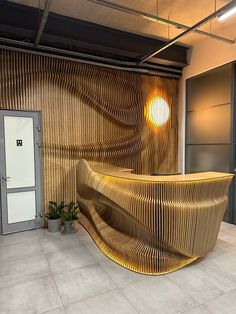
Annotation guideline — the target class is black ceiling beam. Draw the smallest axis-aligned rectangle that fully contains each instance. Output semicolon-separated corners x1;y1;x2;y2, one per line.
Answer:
88;0;234;45
0;38;182;78
34;0;53;47
0;0;188;71
139;0;236;63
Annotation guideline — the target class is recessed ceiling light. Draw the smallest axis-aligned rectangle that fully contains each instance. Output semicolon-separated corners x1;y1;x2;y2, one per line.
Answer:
218;5;236;21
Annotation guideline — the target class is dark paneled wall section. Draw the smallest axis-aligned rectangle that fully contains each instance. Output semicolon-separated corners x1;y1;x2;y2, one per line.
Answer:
186;63;235;222
186;65;231;173
0;51;179;209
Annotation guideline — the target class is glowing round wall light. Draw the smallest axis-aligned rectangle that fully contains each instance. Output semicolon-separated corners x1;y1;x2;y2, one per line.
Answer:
146;96;170;127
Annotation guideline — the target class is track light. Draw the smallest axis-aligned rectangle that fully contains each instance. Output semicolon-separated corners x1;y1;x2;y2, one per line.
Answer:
218;5;236;21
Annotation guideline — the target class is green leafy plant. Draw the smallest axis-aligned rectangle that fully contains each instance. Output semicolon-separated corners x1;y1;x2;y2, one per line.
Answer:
45;201;66;220
62;202;80;222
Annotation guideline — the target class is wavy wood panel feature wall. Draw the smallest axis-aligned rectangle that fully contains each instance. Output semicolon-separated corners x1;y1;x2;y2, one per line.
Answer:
0;50;178;208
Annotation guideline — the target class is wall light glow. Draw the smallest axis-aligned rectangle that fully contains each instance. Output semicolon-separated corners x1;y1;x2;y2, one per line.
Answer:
146;96;170;127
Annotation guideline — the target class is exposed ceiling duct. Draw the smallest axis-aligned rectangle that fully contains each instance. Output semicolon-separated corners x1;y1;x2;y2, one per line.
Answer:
139;0;236;63
87;0;235;45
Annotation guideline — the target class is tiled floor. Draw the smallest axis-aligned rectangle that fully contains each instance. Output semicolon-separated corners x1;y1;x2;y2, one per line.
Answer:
1;222;236;314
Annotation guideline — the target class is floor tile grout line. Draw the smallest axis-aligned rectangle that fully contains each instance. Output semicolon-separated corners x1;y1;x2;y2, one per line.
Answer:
169;270;236;309
117;288;140;313
202;261;236;285
200;304;214;314
201;287;236;308
0;243;44;264
39;233;89;254
49;261;100;277
2;227;236;313
180;303;212;314
43;245;65;311
0;237;42;248
0;273;50;291
40;306;66;314
0;235;51;291
165;274;206;307
98;262;142;313
43;240;94;259
43;233;117;308
0;250;46;266
63;287;122;310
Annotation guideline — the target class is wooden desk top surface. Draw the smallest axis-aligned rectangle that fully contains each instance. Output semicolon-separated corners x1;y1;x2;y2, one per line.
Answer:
88;162;234;183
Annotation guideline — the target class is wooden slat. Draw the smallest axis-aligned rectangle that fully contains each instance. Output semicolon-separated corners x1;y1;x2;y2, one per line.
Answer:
77;160;233;274
0;50;178;210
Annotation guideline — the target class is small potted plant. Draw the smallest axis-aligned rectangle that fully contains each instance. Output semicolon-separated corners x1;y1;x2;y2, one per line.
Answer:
62;201;80;234
45;201;65;233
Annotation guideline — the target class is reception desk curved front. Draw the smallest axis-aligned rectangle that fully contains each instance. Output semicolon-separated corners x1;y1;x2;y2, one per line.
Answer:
76;159;233;275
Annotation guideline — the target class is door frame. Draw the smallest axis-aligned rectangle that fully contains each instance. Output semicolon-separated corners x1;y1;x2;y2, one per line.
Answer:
0;109;43;234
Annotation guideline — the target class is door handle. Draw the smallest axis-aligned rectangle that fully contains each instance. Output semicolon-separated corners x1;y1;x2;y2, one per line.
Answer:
1;176;11;186
2;176;11;181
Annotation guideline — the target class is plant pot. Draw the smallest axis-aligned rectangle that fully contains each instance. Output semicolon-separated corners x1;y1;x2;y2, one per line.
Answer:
47;218;61;233
64;219;78;234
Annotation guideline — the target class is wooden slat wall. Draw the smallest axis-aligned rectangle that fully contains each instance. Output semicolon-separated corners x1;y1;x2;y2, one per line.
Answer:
0;50;179;209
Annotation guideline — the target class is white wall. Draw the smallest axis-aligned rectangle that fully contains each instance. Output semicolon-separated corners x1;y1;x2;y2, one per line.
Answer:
178;37;236;172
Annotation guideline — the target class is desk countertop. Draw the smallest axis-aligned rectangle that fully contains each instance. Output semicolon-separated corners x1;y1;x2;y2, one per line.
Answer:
88;162;233;183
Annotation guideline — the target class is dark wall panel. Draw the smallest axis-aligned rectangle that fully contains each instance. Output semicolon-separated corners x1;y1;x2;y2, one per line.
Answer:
187;104;231;144
186;63;233;223
187;65;231;111
186;145;230;173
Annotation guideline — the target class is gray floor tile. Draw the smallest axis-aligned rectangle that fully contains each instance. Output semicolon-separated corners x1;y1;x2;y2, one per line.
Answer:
181;305;211;314
65;289;137;314
206;238;235;258
201;251;236;283
42;307;66;314
224;227;236;236
100;259;147;288
54;264;115;305
84;242;110;262
220;222;235;231
79;233;95;246
76;226;91;238
0;253;51;288
167;263;236;304
204;289;236;314
40;234;83;254
215;231;235;242
0;229;44;246
122;277;197;314
217;234;236;247
0;239;42;262
46;246;96;274
0;276;62;314
2;225;236;314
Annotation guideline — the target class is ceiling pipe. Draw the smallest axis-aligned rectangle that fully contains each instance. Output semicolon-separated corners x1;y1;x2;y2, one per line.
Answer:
34;0;53;47
0;38;181;78
139;1;236;64
86;0;235;45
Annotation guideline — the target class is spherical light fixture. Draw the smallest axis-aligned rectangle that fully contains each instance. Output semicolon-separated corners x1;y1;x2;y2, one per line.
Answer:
146;96;170;127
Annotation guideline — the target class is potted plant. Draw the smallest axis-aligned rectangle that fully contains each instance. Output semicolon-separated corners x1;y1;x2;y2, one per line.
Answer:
62;201;80;234
45;201;65;233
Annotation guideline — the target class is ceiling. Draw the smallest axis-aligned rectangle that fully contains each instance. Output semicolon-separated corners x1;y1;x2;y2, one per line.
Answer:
8;0;236;45
0;0;235;76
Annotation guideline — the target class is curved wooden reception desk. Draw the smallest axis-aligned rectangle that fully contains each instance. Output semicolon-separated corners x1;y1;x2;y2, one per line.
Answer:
76;159;233;275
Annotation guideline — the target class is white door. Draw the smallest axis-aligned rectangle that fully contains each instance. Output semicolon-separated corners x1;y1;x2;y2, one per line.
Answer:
0;110;42;234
